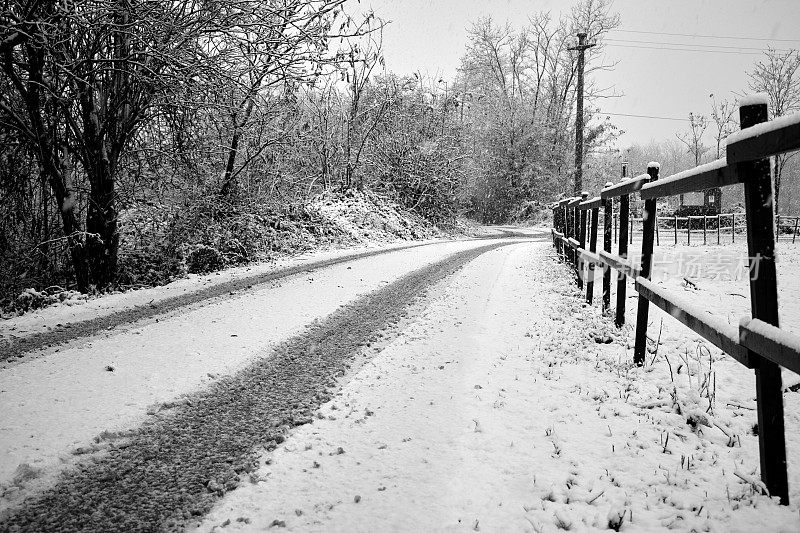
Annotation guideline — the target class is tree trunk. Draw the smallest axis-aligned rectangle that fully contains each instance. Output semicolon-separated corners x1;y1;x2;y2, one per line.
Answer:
84;164;119;290
220;99;256;197
220;130;242;196
41;153;90;292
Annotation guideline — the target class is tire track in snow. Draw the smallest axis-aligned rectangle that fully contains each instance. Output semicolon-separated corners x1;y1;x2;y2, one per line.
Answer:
0;236;540;362
0;241;518;533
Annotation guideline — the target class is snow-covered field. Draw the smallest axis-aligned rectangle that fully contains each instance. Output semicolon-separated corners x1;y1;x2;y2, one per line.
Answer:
606;238;800;339
193;242;799;532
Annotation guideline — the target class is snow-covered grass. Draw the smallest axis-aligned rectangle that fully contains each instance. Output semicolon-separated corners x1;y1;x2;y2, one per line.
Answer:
194;242;799;532
603;238;800;337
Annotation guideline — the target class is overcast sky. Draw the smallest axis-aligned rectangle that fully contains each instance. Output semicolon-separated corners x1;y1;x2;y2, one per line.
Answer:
360;0;800;148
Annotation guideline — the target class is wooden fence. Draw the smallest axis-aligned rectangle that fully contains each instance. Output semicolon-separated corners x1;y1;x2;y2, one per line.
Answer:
550;100;800;505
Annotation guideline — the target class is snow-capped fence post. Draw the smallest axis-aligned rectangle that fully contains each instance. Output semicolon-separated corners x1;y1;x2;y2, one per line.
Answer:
567;201;574;266
633;163;660;366
564;202;572;265
573;201;580;250
563;207;569;260
615;165;630;328
738;98;789;505
587;204;600;304
570;198;579;270
551;205;559;257
554;204;561;258
717;215;721;245
603;183;613;312
578;192;589;289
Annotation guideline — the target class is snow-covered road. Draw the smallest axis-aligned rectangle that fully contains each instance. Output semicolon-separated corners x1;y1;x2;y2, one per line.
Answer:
0;238;537;510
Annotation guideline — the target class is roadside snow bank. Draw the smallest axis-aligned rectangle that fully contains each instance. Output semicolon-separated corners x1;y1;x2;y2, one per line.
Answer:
308;190;439;243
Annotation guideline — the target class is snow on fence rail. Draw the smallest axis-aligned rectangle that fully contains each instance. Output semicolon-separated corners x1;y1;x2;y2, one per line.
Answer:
549;100;800;505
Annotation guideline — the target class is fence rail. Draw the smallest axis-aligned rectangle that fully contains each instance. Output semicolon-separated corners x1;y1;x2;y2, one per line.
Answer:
549;100;800;505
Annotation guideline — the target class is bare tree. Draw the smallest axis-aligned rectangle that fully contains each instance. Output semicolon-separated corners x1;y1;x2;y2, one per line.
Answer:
747;48;800;214
339;27;393;189
709;95;738;159
676;113;711;166
0;1;226;290
216;1;377;197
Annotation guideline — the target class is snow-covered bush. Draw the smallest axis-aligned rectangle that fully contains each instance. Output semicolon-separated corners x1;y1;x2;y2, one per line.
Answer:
185;244;224;274
1;287;86;316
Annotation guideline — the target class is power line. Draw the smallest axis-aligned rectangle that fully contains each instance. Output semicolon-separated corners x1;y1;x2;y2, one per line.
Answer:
598;111;689;122
605;38;791;53
610;29;800;44
605;43;767;56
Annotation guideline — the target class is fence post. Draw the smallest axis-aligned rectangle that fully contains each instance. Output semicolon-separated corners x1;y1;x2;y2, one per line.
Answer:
674;215;678;245
732;213;736;243
630;212;634;244
614;212;618;243
793;217;798;244
717;215;721;245
560;205;566;258
553;206;561;259
687;217;691;245
655;213;660;246
570;202;581;271
574;202;580;247
615;170;630;328
578;192;589;289
603;183;613;313
567;203;574;264
777;215;781;242
739;99;788;505
633;163;659;366
587;205;599;304
565;202;572;265
703;215;707;245
573;202;580;271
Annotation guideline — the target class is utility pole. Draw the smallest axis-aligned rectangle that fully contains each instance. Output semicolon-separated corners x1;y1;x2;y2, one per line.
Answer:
569;32;596;195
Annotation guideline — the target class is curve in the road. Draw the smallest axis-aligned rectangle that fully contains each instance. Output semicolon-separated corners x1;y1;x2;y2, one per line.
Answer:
0;235;544;363
0;241;519;533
